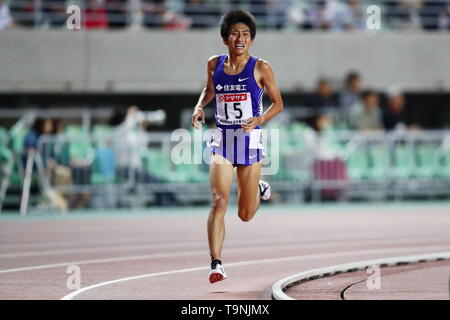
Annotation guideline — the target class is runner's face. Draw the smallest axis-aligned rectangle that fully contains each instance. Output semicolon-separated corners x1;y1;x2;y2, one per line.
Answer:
224;23;253;55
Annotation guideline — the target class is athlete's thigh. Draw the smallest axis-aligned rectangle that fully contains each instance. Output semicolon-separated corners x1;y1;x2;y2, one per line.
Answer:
210;153;234;200
235;161;261;205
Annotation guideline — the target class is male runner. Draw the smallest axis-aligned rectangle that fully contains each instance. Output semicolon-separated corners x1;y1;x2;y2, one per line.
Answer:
191;10;284;283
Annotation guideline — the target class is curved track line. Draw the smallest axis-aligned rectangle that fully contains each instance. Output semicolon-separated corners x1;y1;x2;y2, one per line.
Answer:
60;246;447;300
340;259;449;300
271;252;450;300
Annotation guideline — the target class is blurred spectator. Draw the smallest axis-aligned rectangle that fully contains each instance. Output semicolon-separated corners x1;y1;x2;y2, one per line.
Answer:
382;88;420;130
42;0;66;27
437;1;450;31
385;0;422;30
250;0;268;27
50;118;69;166
142;0;189;29
0;0;14;29
47;119;72;206
230;0;269;28
83;0;108;29
421;0;450;30
348;90;383;131
142;0;165;28
304;111;349;200
346;0;365;31
300;0;339;30
105;0;130;28
183;0;220;29
339;71;362;111
305;78;336;109
9;0;35;27
112;106;178;205
23;117;69;211
304;111;337;158
321;0;363;31
311;112;333;134
267;0;291;30
112;106;146;180
23;117;53;169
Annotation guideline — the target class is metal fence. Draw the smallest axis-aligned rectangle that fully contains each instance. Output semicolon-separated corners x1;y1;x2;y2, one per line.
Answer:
4;0;450;31
28;128;450;212
308;130;450;201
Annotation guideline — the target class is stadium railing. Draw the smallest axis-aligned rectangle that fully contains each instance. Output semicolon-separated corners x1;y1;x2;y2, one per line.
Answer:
308;130;450;201
5;0;450;32
30;126;450;210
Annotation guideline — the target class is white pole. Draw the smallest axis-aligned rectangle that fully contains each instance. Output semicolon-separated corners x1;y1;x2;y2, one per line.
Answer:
20;150;36;217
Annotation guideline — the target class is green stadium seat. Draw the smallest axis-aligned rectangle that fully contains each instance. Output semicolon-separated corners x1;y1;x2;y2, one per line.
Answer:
345;147;369;180
90;125;116;184
11;126;27;154
0;127;11;163
393;144;416;179
442;149;450;178
92;147;116;184
65;125;95;165
416;144;441;178
92;124;112;136
141;147;171;182
367;144;390;180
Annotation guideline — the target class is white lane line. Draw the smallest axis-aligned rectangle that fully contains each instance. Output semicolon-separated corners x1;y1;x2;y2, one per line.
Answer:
0;236;310;260
1;234;447;259
0;236;305;258
271;252;450;300
0;236;295;257
60;245;448;300
0;241;335;274
0;242;445;274
0;242;204;258
2;227;446;251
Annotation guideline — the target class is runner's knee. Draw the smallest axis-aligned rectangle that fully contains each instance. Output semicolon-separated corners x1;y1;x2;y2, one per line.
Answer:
238;208;255;222
211;193;229;211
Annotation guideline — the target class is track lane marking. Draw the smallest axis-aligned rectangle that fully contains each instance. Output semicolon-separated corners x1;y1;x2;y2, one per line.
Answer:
0;243;445;274
1;234;447;258
60;246;447;300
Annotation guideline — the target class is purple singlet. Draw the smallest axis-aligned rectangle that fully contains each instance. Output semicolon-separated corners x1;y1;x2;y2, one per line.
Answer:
209;54;265;166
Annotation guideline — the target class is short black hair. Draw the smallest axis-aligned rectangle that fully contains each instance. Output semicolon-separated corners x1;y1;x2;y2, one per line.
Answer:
220;10;256;41
362;90;378;99
345;71;360;85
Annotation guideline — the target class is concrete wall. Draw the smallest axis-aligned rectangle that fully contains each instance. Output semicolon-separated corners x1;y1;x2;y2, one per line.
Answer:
1;29;450;93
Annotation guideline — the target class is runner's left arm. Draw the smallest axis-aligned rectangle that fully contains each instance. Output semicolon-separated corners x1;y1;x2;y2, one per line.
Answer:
241;60;283;132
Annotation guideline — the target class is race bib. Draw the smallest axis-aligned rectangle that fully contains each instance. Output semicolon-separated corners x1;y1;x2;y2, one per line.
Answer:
216;93;253;126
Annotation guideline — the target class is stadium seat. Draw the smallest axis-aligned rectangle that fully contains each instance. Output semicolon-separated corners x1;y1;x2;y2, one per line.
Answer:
416;143;441;179
65;125;95;165
91;125;116;184
0;127;11;163
92;147;116;184
442;149;450;178
141;147;171;182
392;144;416;179
367;144;390;180
345;147;369;181
11;126;27;154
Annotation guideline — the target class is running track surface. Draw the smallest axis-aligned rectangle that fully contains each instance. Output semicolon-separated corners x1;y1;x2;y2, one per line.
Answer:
0;203;449;300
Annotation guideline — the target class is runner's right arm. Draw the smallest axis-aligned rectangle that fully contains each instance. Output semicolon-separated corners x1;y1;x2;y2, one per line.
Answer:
192;56;218;129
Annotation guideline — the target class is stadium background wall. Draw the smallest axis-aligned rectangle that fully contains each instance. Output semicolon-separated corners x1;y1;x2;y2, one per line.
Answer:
1;30;450;93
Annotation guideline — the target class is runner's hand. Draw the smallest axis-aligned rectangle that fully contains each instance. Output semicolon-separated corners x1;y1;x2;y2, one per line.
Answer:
192;107;205;129
241;117;262;133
